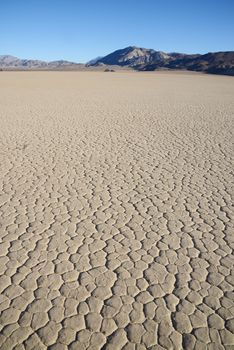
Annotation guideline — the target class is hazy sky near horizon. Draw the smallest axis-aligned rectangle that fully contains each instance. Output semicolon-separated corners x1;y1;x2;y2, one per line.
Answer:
1;0;233;62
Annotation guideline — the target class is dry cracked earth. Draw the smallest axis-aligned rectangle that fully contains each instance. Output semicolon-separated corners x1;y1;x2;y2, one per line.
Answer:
0;71;234;350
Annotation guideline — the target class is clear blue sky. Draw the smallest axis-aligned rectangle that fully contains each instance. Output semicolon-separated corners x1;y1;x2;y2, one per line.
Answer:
1;0;233;62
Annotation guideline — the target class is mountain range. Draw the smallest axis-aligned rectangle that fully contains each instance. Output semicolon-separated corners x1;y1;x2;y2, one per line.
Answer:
1;47;234;75
89;47;234;75
0;55;82;69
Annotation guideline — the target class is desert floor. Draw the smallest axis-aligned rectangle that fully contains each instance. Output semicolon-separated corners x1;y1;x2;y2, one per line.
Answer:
0;71;233;349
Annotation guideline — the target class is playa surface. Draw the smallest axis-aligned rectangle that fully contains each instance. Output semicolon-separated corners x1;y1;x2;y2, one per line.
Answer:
0;71;233;349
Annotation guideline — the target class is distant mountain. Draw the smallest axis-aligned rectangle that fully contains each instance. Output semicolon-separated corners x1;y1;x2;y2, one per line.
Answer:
87;46;171;67
1;48;234;75
0;55;82;69
88;47;234;76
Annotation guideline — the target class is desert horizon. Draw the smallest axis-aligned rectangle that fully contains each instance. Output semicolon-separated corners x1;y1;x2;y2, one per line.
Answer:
1;46;234;76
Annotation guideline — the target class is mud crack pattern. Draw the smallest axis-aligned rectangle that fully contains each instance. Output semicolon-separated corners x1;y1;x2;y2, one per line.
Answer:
0;72;234;349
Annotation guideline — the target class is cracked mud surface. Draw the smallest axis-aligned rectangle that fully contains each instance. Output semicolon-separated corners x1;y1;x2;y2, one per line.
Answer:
0;71;233;349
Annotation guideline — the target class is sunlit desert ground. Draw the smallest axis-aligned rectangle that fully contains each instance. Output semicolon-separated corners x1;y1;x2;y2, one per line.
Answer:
0;71;233;349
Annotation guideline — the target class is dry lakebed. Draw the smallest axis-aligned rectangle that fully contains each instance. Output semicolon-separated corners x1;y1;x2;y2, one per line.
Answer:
0;71;233;349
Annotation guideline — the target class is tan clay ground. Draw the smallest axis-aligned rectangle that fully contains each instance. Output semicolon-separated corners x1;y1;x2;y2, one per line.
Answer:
0;71;233;349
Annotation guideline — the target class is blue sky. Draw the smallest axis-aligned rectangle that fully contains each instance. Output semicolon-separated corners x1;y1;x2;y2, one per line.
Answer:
0;0;233;62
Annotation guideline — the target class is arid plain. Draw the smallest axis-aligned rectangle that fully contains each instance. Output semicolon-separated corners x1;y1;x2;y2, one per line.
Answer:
0;71;233;349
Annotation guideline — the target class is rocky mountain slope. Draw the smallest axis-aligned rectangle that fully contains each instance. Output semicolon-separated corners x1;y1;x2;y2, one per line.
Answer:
87;46;170;67
89;47;234;76
141;51;234;75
